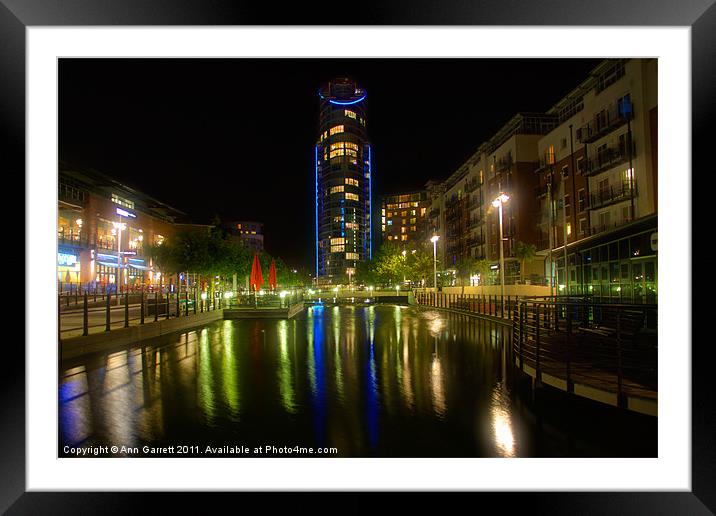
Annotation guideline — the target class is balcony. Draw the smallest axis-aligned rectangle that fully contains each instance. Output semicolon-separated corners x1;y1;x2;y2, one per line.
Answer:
467;197;481;210
534;184;549;198
465;180;480;193
589;181;637;210
588;217;634;236
577;104;633;144
58;183;86;207
466;216;483;230
429;207;440;219
57;230;95;249
584;141;636;176
466;235;485;247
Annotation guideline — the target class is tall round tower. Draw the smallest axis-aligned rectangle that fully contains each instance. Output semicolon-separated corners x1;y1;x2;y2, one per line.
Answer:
315;78;371;283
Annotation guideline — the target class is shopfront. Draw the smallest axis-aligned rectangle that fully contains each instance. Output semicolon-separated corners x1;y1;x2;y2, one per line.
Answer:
57;248;81;288
555;215;657;304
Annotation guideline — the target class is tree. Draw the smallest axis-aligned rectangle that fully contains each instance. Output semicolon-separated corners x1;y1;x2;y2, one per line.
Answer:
474;258;492;286
454;256;475;293
514;241;537;283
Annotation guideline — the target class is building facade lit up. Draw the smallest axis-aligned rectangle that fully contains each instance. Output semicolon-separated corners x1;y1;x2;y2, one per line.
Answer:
315;78;372;283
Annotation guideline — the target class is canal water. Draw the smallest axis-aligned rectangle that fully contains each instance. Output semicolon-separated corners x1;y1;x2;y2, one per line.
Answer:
59;304;656;457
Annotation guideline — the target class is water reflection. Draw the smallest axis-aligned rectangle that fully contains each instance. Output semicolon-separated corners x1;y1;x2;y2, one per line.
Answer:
59;304;656;457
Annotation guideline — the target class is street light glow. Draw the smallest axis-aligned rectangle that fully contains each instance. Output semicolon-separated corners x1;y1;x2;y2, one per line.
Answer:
430;235;440;243
492;193;510;207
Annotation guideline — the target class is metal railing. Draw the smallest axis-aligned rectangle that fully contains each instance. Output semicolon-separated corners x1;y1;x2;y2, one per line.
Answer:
415;291;516;321
511;297;657;406
226;292;304;309
58;288;224;338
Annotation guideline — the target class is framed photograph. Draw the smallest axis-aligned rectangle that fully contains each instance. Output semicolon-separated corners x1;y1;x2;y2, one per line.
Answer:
7;0;711;512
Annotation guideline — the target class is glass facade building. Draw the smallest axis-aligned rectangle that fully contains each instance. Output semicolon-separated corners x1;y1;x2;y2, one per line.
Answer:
315;78;371;282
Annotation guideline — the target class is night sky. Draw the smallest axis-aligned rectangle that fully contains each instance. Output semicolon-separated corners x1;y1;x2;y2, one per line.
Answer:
59;58;601;269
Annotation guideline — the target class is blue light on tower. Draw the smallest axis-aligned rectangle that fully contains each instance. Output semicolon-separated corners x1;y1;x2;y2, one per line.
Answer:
315;145;319;278
328;94;366;105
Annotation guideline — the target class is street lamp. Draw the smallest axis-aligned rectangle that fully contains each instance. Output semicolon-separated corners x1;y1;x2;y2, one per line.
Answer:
492;193;510;301
430;234;440;292
112;220;126;302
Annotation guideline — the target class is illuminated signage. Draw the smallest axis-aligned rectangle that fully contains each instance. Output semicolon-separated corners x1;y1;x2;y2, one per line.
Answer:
116;207;137;218
58;252;78;266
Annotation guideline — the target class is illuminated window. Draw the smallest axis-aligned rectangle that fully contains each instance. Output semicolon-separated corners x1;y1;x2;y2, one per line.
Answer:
566;223;572;236
388;235;393;241
401;211;407;217
387;211;393;217
546;145;555;165
329;141;358;159
411;210;416;216
237;224;242;229
155;234;165;246
387;220;393;226
331;245;345;252
401;235;408;241
330;125;344;135
344;110;357;119
346;222;358;230
330;185;345;194
345;193;359;201
111;193;134;210
334;216;343;223
346;252;359;260
410;218;416;224
345;178;359;187
420;208;426;216
330;237;345;246
410;226;416;232
401;227;407;234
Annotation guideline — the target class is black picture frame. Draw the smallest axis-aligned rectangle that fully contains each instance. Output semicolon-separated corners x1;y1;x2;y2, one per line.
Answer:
6;1;711;512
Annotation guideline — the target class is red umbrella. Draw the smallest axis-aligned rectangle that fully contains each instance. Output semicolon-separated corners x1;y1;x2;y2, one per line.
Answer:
268;260;277;291
250;253;264;292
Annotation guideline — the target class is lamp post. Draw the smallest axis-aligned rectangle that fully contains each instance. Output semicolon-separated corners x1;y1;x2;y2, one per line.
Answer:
112;220;126;305
492;193;510;301
430;234;440;292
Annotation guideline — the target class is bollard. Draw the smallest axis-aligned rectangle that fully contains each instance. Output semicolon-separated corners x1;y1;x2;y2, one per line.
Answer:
83;292;89;336
185;291;189;317
166;292;170;320
176;292;181;318
124;291;129;328
140;292;145;325
105;293;111;332
154;290;159;322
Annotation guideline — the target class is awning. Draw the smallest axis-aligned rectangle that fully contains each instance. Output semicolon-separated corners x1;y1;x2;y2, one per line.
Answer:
97;261;121;267
128;263;152;271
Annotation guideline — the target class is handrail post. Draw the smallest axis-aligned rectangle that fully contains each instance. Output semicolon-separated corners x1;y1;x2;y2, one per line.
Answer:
616;311;624;408
566;303;572;391
185;290;189;316
519;302;524;370
105;293;111;332
535;303;541;383
500;294;504;319
124;291;129;328
165;292;170;320
82;292;89;336
194;290;197;314
154;290;159;322
140;291;145;325
176;291;181;318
